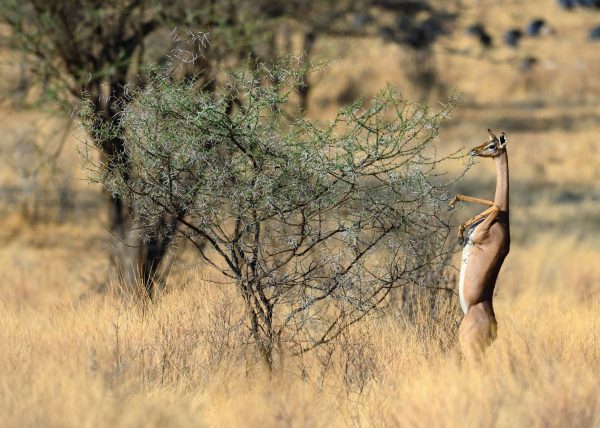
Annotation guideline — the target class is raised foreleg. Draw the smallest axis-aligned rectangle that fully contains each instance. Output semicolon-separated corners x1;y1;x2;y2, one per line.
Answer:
457;205;500;244
448;194;495;210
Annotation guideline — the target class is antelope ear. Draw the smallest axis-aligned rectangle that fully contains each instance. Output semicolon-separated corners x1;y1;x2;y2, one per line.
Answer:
499;132;507;147
487;129;498;142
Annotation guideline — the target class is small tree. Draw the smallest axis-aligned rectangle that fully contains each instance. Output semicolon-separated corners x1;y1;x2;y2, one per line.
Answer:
84;58;462;367
1;0;456;296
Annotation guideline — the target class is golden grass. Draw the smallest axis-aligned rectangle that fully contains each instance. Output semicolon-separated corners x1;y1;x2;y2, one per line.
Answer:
0;224;599;427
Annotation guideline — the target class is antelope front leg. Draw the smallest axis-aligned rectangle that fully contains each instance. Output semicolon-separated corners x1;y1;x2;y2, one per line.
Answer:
457;205;500;244
449;194;495;210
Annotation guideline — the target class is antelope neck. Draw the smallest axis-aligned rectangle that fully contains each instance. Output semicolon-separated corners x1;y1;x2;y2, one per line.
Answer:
493;150;509;212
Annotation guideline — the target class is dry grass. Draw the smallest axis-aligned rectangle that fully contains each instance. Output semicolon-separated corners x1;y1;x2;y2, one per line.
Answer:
0;245;598;427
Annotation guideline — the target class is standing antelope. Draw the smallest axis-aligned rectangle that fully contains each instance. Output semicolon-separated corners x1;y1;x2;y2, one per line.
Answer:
449;129;510;360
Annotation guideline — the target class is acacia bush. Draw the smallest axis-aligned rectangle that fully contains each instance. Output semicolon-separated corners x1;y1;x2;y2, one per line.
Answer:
83;58;463;368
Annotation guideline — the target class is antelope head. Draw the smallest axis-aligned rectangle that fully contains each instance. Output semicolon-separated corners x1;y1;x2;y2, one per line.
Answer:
469;129;507;158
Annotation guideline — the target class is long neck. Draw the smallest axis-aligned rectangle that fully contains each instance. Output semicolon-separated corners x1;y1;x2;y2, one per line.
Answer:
493;150;509;212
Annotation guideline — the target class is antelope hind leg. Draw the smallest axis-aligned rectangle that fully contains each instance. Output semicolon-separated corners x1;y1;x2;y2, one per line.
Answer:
459;303;498;362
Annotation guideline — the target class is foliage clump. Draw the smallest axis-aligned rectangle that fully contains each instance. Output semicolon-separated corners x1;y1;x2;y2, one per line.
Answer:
84;58;460;367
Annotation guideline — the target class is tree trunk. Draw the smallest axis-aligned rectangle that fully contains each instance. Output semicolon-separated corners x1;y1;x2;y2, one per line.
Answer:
103;189;174;298
297;32;316;112
239;279;275;370
100;130;173;298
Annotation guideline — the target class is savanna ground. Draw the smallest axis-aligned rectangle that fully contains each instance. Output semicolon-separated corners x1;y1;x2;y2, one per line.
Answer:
1;1;600;426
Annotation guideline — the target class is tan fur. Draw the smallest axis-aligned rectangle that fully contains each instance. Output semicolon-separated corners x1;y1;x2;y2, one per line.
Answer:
451;129;510;361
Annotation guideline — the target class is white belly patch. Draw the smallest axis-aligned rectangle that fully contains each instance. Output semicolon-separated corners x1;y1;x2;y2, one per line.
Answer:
458;222;481;314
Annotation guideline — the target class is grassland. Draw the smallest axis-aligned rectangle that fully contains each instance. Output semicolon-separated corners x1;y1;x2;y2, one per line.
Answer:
1;0;600;426
1;251;598;427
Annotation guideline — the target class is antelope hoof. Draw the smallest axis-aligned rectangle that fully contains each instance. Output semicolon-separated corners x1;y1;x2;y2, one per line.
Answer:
448;196;458;211
458;228;465;245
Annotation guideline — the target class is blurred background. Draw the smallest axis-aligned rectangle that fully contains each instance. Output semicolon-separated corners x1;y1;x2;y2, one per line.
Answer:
0;0;599;307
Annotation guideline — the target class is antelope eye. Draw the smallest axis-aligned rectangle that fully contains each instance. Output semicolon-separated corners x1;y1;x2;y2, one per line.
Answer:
487;143;497;150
